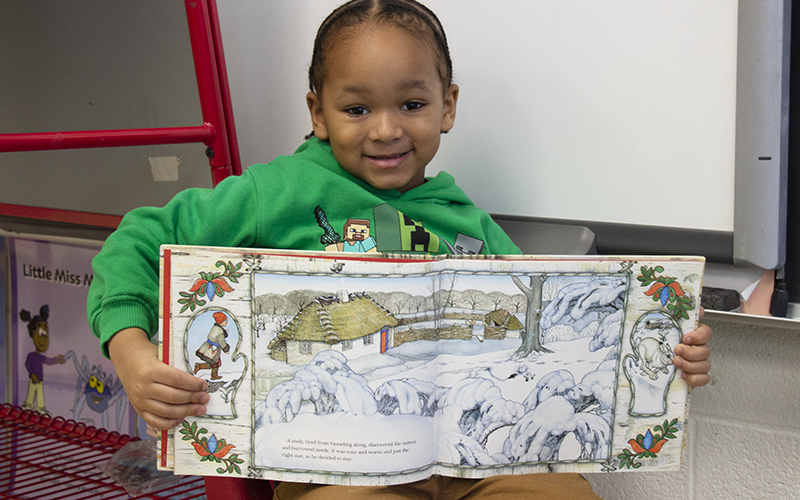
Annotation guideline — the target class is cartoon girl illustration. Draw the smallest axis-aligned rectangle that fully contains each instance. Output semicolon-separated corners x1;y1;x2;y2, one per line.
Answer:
193;311;230;380
20;305;65;414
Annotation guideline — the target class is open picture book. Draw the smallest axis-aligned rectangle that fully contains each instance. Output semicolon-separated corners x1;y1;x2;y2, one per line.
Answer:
157;245;704;486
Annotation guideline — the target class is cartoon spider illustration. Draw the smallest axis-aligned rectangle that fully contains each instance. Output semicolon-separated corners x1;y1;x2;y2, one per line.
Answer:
63;350;129;431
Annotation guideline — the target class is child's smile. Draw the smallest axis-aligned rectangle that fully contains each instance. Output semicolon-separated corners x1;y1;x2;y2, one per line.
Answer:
366;150;411;169
307;24;458;193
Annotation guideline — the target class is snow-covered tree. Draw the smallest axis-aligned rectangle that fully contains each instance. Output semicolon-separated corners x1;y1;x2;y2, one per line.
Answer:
461;289;487;310
508;294;527;313
588;309;623;351
437;377;525;466
443;274;460;307
253;313;268;338
441;378;525;448
486;291;509;311
272;314;292;337
427;275;446;326
255;293;286;315
437;427;503;466
565;361;616;415
541;277;625;329
570;412;611;460
374;379;444;417
505;362;615;462
502;395;610;463
504;396;576;461
511;274;551;358
541;277;626;352
260;351;377;424
370;291;411;315
409;296;426;313
522;369;575;412
284;289;317;315
392;292;415;314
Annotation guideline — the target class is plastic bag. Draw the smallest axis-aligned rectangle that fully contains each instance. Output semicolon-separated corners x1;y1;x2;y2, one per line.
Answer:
102;438;184;496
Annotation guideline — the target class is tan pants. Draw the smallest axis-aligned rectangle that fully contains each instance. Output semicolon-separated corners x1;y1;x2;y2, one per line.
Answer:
23;379;46;412
274;474;602;500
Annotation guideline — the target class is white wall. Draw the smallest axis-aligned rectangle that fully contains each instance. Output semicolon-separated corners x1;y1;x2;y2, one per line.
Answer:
218;0;738;231
586;315;800;500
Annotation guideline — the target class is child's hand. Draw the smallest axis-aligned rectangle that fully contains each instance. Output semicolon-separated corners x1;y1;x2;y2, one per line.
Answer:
108;328;209;430
673;307;712;388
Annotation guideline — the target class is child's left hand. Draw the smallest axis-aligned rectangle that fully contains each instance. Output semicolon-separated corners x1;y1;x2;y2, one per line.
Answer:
673;307;712;387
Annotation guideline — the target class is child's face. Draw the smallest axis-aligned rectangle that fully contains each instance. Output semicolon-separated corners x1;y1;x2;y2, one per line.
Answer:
307;25;458;193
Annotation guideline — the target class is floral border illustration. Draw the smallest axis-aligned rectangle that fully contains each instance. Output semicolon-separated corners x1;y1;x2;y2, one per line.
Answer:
617;418;680;469
179;420;244;474
178;260;244;313
637;266;694;320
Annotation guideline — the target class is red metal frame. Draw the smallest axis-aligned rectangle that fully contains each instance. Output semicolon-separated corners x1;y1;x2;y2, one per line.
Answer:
0;0;241;228
0;3;274;497
0;404;206;499
0;204;123;229
0;2;255;497
205;0;242;183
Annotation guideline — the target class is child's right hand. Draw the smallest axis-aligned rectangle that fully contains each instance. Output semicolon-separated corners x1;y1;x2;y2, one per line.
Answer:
108;328;209;430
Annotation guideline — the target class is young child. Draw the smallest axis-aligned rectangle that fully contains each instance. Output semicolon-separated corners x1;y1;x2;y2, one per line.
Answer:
88;1;712;498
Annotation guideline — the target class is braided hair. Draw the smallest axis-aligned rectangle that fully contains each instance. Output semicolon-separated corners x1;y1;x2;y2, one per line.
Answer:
306;0;453;139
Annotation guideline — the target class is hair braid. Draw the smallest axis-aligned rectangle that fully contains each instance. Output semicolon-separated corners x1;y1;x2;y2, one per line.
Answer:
308;0;453;94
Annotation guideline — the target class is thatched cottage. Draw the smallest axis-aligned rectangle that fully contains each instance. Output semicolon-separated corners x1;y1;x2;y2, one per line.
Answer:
484;309;524;339
268;291;399;365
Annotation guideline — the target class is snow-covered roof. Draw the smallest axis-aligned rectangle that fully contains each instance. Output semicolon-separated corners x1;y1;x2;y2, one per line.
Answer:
276;293;398;344
485;309;523;330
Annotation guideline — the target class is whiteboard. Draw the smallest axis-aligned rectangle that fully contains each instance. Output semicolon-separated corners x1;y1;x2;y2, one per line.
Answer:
217;0;738;232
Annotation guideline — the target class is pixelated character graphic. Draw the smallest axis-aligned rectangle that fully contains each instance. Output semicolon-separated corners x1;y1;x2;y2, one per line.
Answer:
315;204;486;255
337;218;378;253
19;305;65;414
371;203;486;255
314;205;341;246
314;206;378;253
194;311;231;380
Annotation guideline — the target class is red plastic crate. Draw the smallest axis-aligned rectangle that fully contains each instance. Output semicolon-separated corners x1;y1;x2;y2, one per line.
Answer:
0;404;206;500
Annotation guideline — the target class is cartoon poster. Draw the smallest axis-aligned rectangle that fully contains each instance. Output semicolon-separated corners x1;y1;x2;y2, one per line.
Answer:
8;236;136;436
159;246;704;486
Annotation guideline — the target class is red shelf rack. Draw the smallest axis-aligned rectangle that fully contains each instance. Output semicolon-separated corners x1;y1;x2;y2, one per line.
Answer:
0;0;241;228
0;404;206;499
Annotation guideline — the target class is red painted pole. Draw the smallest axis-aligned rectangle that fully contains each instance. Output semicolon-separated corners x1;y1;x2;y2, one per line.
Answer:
184;0;233;186
0;126;214;153
207;0;242;177
0;203;122;228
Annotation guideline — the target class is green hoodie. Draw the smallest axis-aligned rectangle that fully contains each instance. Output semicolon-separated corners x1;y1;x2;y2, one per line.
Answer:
88;137;520;355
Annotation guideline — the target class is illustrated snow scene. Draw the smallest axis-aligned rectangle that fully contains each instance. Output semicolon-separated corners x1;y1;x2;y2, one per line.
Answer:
158;246;704;485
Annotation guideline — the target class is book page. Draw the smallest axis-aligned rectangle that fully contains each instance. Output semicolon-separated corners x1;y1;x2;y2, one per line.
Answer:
159;246;704;485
